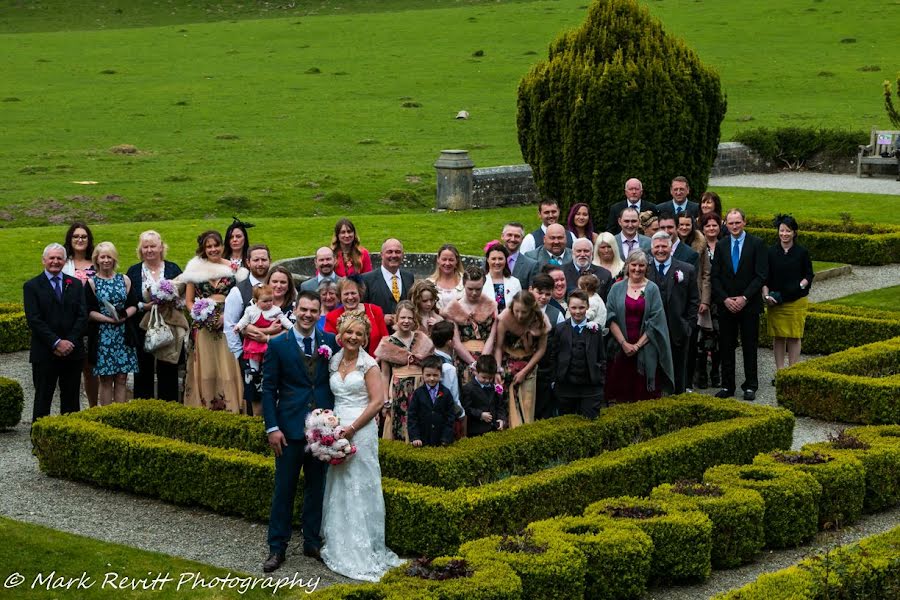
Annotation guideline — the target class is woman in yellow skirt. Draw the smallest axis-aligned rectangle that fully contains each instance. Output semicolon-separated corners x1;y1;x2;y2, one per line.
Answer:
763;215;814;377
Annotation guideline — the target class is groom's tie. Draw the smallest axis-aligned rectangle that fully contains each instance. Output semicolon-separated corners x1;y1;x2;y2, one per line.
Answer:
303;337;313;356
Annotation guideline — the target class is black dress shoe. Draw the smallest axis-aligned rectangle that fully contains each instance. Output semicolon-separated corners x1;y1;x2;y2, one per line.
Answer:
263;552;285;573
714;389;733;398
743;389;756;401
303;547;323;562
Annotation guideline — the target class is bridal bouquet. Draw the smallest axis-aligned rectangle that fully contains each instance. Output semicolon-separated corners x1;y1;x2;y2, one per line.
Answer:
149;278;183;308
190;298;222;335
305;408;357;465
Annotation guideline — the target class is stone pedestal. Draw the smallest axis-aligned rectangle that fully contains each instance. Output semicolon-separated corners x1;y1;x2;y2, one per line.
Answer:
434;150;475;210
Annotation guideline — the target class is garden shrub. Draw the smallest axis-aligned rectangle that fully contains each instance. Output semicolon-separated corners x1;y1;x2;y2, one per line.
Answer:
584;496;712;583
776;337;900;424
761;308;900;356
379;555;523;600
649;481;764;568
458;532;586;600
733;126;867;170
526;515;652;600
745;227;900;266
703;464;821;549
0;377;24;430
711;525;900;599
753;450;865;529
517;0;726;218
0;303;29;354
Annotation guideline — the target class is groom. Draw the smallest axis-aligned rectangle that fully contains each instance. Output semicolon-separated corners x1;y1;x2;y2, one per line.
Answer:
262;291;339;572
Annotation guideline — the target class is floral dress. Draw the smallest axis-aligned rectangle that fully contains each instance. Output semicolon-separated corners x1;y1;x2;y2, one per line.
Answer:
92;274;138;377
374;332;434;443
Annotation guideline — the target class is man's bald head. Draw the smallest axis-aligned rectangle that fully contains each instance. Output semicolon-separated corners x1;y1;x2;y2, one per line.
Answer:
544;224;567;255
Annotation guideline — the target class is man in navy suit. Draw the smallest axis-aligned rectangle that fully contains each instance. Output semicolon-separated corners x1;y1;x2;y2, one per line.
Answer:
262;291;340;572
23;243;88;422
407;356;456;447
360;238;414;329
657;211;700;268
658;176;700;220
711;209;768;401
605;178;658;234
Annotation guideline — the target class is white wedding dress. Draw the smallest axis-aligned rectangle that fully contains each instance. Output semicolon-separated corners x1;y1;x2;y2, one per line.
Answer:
320;350;403;581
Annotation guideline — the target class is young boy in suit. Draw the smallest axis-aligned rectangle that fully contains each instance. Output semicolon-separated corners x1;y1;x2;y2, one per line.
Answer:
407;355;456;447
461;354;507;437
430;320;466;438
554;290;607;419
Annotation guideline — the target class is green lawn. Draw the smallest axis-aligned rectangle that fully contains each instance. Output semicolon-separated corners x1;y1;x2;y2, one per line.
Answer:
824;285;900;313
1;0;897;226
0;516;315;598
812;261;845;272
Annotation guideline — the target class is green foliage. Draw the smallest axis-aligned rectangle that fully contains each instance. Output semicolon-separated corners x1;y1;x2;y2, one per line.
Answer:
584;496;713;583
712;526;900;600
516;0;725;218
761;306;900;356
458;534;586;600
649;482;765;569
733;127;868;169
885;74;900;128
379;555;524;600
0;303;28;353
0;377;24;430
746;227;900;266
776;337;900;424
753;450;866;529
526;515;652;600
824;285;900;313
703;464;821;549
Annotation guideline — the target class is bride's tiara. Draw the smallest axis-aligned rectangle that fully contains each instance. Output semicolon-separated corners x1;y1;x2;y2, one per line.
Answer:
337;309;371;333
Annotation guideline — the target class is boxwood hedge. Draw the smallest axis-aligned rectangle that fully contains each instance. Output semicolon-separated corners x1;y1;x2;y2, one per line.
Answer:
649;481;764;568
0;376;24;430
753;449;866;528
761;307;900;356
379;555;523;600
703;463;821;549
712;525;900;600
584;496;713;583
0;303;29;354
776;337;900;424
745;222;900;266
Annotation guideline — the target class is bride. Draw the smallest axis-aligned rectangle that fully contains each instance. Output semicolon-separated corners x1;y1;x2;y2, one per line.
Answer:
321;311;403;581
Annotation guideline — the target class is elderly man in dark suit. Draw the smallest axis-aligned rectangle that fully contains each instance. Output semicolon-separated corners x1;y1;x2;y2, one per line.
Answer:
261;291;340;572
657;176;700;220
711;209;769;401
360;238;414;329
24;243;88;422
502;222;539;289
647;232;699;394
563;238;611;297
606;178;658;234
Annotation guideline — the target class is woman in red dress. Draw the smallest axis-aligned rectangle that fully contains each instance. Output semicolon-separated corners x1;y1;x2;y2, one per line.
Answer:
331;218;372;277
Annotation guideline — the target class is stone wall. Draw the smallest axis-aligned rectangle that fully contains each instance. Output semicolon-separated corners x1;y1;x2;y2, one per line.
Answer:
471;165;540;208
709;142;765;176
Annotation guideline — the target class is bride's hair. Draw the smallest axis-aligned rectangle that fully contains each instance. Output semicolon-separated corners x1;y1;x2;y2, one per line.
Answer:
337;309;371;344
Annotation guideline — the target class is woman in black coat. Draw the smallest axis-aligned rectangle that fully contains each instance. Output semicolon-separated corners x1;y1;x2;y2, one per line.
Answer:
125;230;182;400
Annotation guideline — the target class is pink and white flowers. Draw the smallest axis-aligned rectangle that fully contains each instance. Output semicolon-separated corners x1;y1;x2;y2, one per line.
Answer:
305;408;357;465
494;383;504;395
674;269;685;283
149;278;183;308
317;345;333;360
190;298;216;323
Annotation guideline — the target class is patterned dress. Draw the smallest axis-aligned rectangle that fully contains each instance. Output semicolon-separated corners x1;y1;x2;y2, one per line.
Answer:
92;274;138;377
456;314;495;386
374;332;433;443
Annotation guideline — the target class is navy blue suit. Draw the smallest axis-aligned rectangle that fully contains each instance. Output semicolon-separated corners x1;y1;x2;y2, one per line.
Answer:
262;327;339;556
407;383;456;446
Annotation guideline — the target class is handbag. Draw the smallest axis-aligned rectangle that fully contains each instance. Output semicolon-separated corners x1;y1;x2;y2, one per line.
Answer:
144;304;175;352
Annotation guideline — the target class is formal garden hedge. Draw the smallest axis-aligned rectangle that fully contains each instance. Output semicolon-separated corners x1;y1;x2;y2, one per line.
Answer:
309;425;900;599
745;218;900;266
31;396;793;556
0;302;28;353
761;306;900;356
776;337;900;424
711;525;900;600
0;376;24;430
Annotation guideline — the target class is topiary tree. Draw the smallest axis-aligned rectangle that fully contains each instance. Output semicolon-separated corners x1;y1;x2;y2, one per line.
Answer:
517;0;727;219
885;74;900;127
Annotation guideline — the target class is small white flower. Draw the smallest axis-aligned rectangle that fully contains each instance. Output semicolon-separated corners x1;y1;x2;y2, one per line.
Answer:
675;269;684;283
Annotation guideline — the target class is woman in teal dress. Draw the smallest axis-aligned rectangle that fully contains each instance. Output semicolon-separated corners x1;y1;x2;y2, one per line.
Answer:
86;242;138;406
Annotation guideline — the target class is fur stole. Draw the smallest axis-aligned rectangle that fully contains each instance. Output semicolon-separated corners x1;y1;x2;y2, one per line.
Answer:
374;331;434;366
178;257;249;285
442;298;497;327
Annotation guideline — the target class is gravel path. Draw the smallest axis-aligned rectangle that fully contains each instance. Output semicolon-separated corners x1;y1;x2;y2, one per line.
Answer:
1;263;898;599
709;172;900;195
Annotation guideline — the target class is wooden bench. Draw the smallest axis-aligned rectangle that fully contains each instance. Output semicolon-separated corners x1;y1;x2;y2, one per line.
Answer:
857;127;900;178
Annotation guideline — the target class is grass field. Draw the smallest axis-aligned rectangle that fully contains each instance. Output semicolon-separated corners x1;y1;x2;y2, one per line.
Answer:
0;516;315;598
2;0;898;226
824;285;900;312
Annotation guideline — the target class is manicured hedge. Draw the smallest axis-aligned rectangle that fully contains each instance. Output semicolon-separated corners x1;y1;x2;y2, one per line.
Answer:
0;303;29;354
458;534;586;600
753;450;865;529
712;525;900;600
760;306;900;356
0;376;24;430
776;337;900;424
703;464;821;549
31;396;794;557
584;497;712;583
745;226;900;265
526;515;652;600
379;555;524;600
649;481;764;569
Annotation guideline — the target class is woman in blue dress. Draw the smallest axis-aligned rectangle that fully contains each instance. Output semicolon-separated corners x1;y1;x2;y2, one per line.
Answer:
86;242;139;406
